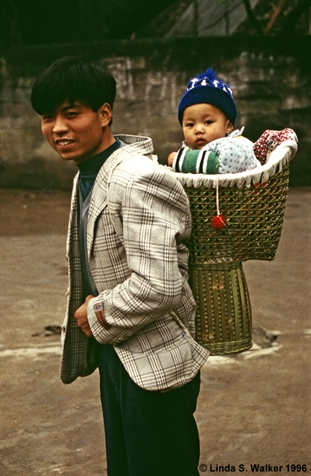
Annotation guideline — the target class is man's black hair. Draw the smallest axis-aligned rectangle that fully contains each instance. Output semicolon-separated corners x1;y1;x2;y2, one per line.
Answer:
31;56;116;115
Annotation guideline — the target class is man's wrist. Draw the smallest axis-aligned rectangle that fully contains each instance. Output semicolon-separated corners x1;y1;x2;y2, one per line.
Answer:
89;298;112;331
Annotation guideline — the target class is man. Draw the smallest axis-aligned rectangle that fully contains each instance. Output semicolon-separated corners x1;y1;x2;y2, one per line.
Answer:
31;56;209;476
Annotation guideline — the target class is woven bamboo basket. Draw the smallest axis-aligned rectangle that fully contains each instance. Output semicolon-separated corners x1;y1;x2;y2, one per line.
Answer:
174;141;297;355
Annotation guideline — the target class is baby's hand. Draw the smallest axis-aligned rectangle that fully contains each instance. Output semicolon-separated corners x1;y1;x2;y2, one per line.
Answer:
168;152;177;166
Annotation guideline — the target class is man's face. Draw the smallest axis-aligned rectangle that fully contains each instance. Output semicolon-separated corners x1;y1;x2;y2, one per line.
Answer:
182;103;233;150
40;101;111;164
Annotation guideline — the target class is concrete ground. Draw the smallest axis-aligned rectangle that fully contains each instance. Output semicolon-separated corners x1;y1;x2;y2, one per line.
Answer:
0;187;310;476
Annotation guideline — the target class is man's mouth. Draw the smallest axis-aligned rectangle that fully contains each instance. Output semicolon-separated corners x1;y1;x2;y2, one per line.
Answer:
55;139;74;146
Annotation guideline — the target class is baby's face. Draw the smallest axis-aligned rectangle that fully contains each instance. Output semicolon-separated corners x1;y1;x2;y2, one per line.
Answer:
182;103;233;150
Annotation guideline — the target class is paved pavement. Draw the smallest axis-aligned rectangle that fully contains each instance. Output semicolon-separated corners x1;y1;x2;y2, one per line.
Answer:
0;187;310;476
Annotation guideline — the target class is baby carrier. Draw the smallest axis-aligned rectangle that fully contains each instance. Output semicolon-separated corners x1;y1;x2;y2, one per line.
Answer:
174;133;298;354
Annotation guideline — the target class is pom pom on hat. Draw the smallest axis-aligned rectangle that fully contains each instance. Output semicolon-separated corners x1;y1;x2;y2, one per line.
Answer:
178;68;238;125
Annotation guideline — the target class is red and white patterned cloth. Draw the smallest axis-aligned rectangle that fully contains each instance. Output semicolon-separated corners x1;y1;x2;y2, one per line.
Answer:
253;128;298;165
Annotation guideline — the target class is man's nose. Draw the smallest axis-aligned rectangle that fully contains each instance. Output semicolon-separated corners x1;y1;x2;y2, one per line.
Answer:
53;116;68;133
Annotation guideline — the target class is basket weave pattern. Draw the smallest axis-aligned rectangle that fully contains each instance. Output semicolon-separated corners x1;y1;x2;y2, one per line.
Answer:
181;165;290;354
186;165;290;264
189;262;252;353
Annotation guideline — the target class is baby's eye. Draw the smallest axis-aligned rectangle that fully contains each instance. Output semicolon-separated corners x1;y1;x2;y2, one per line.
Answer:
185;122;194;128
204;120;213;125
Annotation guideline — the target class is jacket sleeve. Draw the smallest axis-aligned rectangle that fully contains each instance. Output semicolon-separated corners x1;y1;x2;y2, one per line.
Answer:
172;137;261;174
87;162;192;344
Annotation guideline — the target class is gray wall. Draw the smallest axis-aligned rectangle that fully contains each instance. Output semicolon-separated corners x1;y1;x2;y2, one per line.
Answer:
0;37;310;189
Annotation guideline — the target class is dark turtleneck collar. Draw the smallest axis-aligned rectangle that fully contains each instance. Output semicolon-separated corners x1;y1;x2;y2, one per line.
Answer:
77;138;122;200
77;138;122;176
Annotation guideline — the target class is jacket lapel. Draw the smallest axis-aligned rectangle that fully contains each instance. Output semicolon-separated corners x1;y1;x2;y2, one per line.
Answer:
67;174;80;258
86;148;127;259
86;160;110;260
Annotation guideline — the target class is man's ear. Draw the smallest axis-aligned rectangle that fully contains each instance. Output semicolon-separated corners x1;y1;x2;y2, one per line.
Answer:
99;103;113;127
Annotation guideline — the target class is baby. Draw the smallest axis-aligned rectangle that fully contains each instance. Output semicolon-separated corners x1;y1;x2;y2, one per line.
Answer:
168;68;261;174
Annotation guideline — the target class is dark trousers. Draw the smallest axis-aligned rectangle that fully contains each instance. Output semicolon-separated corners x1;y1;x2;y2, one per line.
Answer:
98;344;201;476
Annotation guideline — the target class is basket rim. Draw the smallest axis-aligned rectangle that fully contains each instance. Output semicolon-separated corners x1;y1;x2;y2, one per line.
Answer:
171;140;297;189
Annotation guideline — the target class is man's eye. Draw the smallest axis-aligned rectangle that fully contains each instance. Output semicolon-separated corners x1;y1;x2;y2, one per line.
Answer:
66;112;78;118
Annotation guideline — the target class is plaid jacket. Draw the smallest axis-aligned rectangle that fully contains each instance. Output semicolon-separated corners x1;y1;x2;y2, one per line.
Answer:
60;134;208;390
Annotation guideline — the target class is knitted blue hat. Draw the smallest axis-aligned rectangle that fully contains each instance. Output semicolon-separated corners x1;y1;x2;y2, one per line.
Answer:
177;68;237;125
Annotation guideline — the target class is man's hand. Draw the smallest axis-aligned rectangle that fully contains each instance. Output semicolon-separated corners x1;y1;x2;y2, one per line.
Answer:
74;295;94;337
